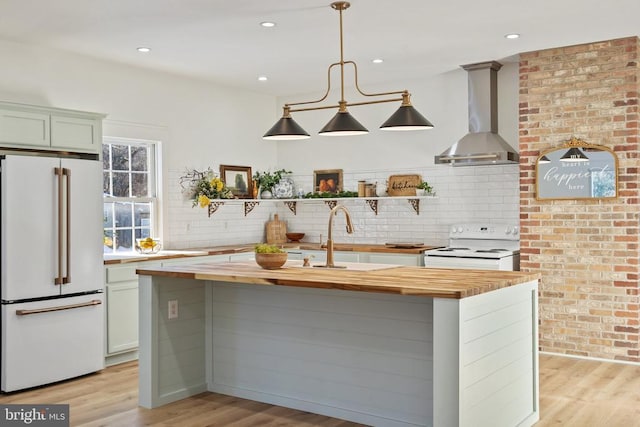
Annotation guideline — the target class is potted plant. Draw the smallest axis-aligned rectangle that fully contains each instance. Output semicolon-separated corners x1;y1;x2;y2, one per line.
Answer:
415;181;434;196
254;243;288;269
252;169;292;199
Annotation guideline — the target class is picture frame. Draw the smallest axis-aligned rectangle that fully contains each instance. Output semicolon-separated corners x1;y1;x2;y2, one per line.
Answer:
313;169;343;193
220;165;253;199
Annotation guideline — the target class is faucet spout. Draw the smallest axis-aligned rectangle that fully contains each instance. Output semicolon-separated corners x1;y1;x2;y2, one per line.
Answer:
324;205;354;268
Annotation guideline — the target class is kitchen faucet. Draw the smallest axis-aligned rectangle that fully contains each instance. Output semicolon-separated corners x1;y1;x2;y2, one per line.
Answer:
322;204;354;268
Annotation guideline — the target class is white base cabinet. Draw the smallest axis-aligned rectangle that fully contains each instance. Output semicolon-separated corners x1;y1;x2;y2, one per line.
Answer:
287;249;423;266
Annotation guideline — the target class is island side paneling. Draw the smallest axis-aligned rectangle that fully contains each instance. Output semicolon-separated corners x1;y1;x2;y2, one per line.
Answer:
207;282;434;426
138;277;208;408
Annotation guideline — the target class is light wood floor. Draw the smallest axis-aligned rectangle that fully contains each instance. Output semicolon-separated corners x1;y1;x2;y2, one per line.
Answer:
1;354;639;426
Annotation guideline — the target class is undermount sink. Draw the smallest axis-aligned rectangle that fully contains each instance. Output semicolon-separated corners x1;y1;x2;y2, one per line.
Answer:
286;260;399;271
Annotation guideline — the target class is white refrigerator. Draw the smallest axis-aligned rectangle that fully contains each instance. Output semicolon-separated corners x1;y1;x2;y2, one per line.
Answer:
1;154;104;392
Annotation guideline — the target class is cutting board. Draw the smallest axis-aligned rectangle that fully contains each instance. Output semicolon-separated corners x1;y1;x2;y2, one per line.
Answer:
266;214;287;244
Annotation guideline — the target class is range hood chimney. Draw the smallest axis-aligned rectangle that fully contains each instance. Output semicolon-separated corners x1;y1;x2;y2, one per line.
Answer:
435;61;519;166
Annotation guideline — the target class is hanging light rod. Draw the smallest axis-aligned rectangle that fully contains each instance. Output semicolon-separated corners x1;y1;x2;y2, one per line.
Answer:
263;1;434;140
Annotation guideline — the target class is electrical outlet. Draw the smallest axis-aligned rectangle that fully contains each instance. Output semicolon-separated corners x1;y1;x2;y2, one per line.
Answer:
168;300;178;319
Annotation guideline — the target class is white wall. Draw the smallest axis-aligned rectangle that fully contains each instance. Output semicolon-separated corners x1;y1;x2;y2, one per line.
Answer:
0;36;520;248
0;38;278;246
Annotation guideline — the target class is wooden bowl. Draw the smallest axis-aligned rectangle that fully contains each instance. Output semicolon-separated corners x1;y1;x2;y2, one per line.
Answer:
286;232;305;242
255;252;288;270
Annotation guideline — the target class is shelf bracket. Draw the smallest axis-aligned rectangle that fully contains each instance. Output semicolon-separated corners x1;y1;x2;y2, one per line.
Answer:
243;201;260;216
284;201;297;215
207;201;225;217
408;199;420;215
324;200;337;210
365;199;379;215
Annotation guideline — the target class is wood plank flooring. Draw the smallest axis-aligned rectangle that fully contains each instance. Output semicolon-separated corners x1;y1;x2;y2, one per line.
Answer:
1;353;639;426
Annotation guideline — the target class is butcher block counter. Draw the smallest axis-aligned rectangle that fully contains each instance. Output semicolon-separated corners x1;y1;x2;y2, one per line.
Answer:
137;261;540;427
136;260;538;299
104;242;440;264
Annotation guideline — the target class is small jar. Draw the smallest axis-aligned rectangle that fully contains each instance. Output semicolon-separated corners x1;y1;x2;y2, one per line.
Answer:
365;183;376;197
358;181;366;197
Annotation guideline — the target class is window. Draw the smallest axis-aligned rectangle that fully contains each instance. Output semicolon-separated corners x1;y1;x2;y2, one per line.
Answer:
102;137;158;253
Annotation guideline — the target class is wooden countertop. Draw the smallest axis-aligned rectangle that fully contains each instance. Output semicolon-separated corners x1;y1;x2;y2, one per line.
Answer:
104;243;441;265
136;260;539;299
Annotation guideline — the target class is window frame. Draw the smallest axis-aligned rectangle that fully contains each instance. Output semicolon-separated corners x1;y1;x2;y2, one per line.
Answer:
102;136;160;254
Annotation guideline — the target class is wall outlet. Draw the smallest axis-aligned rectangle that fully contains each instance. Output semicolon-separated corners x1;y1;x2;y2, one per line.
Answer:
168;300;178;319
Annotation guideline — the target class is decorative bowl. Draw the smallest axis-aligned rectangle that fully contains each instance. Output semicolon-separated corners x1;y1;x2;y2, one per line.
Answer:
255;252;288;270
135;238;162;254
285;232;305;242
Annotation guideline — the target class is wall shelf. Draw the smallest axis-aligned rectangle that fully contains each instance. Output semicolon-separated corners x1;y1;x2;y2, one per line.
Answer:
205;196;436;218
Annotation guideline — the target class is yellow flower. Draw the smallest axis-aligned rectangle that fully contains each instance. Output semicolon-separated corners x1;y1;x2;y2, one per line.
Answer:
216;180;223;192
198;194;210;208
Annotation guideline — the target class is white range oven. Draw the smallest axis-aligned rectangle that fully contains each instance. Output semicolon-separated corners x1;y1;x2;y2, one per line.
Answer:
424;223;520;271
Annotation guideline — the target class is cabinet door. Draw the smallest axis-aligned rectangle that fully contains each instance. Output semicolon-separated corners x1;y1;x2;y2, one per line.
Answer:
0;108;50;147
366;253;422;266
161;254;229;266
51;115;101;153
106;281;139;354
228;252;255;262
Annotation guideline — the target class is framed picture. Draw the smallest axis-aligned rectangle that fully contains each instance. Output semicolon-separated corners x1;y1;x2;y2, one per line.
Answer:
313;169;343;193
220;165;253;198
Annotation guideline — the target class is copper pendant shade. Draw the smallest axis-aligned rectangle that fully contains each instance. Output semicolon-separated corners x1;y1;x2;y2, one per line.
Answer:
263;1;433;140
319;110;368;136
263;115;310;140
380;104;434;131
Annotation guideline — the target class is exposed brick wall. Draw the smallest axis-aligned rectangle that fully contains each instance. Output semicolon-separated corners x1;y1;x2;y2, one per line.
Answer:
519;37;640;362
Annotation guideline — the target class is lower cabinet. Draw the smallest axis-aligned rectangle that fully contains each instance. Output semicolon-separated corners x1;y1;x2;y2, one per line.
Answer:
365;252;424;266
287;249;423;266
106;280;139;355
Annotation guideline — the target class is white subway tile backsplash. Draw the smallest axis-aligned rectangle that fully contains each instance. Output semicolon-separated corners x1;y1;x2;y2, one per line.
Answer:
164;165;519;248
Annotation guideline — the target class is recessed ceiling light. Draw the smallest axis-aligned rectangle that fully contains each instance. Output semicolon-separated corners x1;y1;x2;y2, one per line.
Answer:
504;33;520;40
372;58;384;64
260;21;276;28
258;76;268;82
137;47;151;53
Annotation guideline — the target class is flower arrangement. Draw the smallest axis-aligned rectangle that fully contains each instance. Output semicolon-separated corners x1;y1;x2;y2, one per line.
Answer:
179;168;234;208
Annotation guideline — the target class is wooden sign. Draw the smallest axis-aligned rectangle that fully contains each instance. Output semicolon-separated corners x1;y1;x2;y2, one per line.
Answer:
387;174;421;196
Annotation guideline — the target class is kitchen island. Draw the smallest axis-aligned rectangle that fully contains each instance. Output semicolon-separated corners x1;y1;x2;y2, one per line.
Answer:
136;260;540;427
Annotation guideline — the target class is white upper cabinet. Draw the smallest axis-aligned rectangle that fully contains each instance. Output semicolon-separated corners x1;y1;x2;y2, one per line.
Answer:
0;101;105;154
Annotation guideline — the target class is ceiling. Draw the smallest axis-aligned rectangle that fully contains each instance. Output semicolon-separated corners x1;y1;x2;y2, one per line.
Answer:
1;0;638;97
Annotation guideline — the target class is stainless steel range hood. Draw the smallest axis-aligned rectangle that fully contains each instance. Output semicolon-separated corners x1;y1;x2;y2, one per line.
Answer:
435;61;519;166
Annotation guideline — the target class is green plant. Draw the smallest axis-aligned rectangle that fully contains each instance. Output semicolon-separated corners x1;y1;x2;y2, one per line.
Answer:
303;190;358;198
254;243;285;254
252;169;292;192
416;181;433;193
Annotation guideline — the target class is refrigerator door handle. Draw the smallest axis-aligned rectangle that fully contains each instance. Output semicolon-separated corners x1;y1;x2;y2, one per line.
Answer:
54;167;64;285
15;299;102;316
63;167;71;284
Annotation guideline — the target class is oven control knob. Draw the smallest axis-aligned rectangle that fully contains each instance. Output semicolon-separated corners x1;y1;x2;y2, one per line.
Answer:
511;226;519;235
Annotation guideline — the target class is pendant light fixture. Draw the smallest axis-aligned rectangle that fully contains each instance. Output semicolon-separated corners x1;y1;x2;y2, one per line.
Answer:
263;2;433;140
